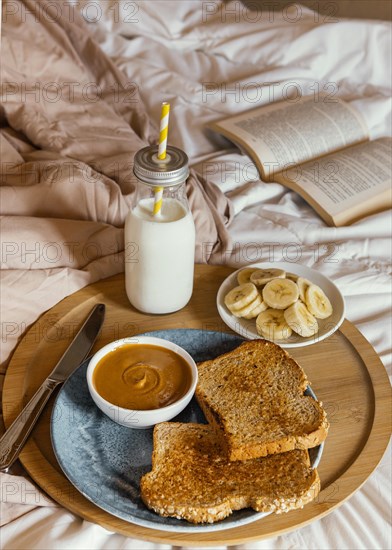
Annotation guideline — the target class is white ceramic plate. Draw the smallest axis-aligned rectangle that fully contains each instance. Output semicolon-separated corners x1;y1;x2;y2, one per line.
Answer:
217;262;345;348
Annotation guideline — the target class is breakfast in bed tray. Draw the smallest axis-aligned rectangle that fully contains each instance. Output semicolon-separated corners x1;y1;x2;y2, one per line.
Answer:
1;104;390;544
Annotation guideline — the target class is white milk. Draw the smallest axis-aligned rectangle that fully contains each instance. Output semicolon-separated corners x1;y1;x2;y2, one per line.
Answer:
124;197;196;314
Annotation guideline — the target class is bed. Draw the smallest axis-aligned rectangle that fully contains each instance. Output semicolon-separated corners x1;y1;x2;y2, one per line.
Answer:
1;1;391;548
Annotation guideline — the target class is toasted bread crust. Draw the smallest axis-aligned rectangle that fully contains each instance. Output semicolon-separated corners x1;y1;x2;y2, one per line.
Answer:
140;423;320;524
196;339;329;461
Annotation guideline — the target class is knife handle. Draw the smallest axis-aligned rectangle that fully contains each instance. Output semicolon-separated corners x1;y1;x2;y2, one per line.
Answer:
0;378;60;472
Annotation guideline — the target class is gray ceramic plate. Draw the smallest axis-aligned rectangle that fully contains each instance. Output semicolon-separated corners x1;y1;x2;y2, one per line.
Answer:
51;329;323;533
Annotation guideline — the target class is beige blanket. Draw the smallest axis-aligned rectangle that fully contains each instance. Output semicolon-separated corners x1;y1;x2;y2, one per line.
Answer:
0;0;233;525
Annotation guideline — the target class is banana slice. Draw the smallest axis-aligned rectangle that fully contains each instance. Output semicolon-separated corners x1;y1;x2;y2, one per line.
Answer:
286;272;299;282
256;309;292;340
262;278;299;309
225;283;258;312
242;299;267;319
305;284;333;319
231;294;262;318
250;269;286;286
237;268;257;285
297;277;311;302
284;301;318;337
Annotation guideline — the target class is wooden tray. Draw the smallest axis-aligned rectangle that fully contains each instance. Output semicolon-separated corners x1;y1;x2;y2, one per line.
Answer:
2;266;391;546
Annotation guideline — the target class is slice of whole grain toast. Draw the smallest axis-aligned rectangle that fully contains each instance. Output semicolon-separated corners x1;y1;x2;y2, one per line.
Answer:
195;339;329;461
140;422;320;524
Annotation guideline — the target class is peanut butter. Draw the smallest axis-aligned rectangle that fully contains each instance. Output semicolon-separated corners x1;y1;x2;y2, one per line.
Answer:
93;344;192;410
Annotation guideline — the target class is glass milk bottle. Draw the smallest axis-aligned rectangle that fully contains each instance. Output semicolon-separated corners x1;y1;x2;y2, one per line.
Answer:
125;145;196;314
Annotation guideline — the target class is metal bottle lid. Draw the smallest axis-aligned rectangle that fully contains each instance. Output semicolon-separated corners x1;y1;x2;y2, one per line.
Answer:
133;145;189;187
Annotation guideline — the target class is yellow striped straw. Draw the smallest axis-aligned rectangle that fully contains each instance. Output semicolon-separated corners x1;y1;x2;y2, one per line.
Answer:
158;102;170;160
153;185;164;216
153;102;170;216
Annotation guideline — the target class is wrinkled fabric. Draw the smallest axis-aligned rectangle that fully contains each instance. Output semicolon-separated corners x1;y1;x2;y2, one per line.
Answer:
0;1;391;549
0;0;234;366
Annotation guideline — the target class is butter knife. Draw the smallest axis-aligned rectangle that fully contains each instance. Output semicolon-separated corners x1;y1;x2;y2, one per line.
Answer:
0;303;106;472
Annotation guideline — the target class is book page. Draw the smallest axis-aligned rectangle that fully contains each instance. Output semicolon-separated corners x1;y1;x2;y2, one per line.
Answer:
211;95;368;179
277;138;392;225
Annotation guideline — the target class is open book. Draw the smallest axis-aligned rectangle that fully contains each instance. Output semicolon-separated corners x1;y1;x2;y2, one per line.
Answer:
210;96;392;226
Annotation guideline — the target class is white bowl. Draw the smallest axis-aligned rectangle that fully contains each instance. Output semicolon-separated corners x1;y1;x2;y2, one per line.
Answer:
217;262;345;348
86;336;198;429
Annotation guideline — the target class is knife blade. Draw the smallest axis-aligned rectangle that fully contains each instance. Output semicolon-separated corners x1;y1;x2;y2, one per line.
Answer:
0;303;106;472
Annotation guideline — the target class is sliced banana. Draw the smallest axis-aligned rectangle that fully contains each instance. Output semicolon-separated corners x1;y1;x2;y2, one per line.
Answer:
225;269;333;341
231;294;262;318
250;268;286;286
286;272;299;282
262;278;299;309
256;309;293;340
242;299;268;319
297;277;311;302
237;268;257;286
284;301;318;337
305;284;333;319
225;282;258;312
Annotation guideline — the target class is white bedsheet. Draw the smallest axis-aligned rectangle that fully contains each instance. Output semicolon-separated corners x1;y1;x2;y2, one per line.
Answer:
1;2;391;549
